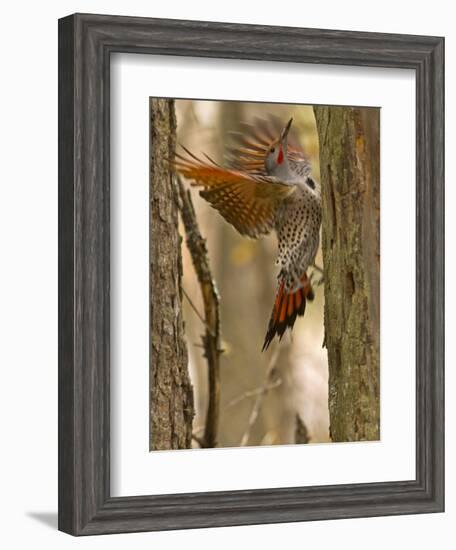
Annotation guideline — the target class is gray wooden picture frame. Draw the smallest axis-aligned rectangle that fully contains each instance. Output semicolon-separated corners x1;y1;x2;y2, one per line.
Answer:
58;13;445;536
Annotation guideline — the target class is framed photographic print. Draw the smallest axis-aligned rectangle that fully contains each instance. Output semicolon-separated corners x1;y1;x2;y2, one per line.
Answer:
58;13;444;535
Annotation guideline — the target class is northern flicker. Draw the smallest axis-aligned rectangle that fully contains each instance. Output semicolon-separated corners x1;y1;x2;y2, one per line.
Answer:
174;115;322;350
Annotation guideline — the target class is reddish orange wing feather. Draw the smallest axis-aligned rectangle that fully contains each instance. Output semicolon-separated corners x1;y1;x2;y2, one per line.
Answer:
279;296;288;324
173;150;292;238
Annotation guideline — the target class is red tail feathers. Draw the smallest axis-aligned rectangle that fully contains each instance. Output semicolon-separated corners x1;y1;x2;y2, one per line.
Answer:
262;274;314;351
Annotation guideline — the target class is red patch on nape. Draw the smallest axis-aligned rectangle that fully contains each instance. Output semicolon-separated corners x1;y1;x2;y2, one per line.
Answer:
277;145;284;164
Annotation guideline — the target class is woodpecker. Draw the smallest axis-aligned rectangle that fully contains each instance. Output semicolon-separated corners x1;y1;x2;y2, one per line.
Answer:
174;116;322;350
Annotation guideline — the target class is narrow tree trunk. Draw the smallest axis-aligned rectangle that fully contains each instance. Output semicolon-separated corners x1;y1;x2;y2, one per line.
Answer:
149;98;194;450
314;106;380;442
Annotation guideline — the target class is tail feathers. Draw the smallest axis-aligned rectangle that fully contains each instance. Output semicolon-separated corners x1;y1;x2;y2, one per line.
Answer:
262;275;314;351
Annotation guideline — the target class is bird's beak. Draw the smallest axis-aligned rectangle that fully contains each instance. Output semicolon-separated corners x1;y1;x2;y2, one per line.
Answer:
280;118;293;142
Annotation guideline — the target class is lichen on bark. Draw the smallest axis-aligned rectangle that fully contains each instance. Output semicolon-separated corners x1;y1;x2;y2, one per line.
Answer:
314;106;380;442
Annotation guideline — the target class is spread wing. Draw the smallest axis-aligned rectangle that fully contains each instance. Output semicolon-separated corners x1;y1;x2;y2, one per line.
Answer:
173;148;294;238
226;115;309;175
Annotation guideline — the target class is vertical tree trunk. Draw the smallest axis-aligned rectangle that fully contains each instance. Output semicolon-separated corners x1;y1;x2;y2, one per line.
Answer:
313;106;380;442
149;98;194;450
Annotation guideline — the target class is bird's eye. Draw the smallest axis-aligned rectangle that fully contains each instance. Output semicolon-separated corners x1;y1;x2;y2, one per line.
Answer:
270;147;275;153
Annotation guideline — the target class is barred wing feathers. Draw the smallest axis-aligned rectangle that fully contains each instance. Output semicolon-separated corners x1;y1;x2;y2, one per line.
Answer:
174;148;294;238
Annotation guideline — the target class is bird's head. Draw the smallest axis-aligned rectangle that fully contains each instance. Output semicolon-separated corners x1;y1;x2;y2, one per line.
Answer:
264;118;293;178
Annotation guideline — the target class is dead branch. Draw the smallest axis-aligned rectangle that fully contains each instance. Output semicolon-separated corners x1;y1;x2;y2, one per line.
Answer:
182;286;216;337
240;346;281;446
176;176;222;449
225;378;282;410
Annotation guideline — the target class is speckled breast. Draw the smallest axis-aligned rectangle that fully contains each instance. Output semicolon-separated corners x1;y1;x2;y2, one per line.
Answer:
274;186;321;290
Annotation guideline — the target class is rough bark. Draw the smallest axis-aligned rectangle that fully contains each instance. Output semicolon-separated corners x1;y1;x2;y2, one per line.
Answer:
149;98;194;450
313;106;380;442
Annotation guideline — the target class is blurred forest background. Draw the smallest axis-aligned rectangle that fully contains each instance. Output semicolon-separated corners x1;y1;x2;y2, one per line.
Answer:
174;99;330;448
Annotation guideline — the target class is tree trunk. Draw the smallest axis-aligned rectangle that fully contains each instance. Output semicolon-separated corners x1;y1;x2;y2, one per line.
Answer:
313;106;380;442
149;98;194;450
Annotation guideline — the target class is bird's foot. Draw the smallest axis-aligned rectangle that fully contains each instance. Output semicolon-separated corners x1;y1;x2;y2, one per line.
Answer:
310;270;324;287
310;263;324;287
